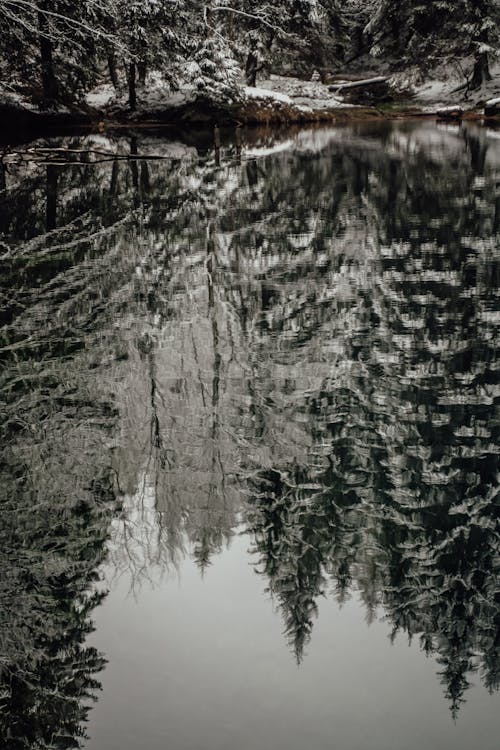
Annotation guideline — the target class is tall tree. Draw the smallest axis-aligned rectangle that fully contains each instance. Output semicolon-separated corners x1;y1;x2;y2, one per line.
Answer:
0;0;119;106
365;0;500;87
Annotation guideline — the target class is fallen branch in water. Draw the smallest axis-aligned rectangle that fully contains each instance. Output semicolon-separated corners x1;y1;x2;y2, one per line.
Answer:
3;147;184;163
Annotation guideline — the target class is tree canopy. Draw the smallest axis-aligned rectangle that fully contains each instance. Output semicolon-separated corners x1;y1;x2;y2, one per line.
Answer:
0;0;498;111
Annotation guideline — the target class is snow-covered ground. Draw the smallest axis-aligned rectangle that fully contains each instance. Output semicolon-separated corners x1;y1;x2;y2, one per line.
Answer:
85;84;115;109
405;61;500;108
84;72;198;115
83;72;349;116
244;86;293;104
4;61;500;123
0;90;39;113
250;74;347;109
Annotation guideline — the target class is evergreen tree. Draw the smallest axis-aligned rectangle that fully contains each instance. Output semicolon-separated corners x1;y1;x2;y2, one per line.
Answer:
366;0;500;87
0;0;118;106
466;0;500;88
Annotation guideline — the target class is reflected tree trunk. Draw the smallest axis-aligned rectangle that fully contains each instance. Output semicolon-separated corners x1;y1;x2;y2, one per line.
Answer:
214;126;221;167
46;165;58;231
140;162;150;196
130;137;139;191
109;160;119;197
207;220;223;490
207;220;221;432
463;130;488;174
235;127;242;164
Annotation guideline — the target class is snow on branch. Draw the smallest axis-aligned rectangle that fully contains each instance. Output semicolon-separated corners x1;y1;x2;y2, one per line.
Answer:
211;5;291;36
1;0;126;51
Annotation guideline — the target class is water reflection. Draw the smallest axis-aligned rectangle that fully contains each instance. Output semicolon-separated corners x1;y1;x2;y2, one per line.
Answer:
0;122;499;746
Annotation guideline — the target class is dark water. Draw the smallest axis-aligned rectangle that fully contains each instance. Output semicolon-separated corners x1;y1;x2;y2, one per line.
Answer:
0;122;499;750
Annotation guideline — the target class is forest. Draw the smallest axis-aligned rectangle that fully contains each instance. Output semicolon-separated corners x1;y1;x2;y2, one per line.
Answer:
0;1;499;120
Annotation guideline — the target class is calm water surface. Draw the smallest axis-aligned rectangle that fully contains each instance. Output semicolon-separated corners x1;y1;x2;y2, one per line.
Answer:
0;122;499;749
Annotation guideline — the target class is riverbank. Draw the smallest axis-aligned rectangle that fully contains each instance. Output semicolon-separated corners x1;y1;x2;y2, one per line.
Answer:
0;98;488;145
1;72;499;144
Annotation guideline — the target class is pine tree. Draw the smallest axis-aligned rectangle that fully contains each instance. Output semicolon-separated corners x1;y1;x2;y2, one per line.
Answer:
0;0;118;107
466;0;500;88
365;0;500;85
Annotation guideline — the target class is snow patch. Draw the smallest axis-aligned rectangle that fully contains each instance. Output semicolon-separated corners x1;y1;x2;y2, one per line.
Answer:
244;139;296;158
85;84;115;109
437;105;464;113
412;60;500;107
255;74;348;109
244;87;293;104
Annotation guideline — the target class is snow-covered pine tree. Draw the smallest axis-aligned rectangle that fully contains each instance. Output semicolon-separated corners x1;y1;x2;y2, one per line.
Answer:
365;0;499;86
119;0;167;110
0;0;119;107
189;34;242;105
465;0;500;89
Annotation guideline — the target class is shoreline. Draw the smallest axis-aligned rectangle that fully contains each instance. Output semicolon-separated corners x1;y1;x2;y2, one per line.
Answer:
0;96;498;145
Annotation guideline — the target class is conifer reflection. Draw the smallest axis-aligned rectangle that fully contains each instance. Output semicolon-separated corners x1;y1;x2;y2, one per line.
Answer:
105;124;499;712
1;124;498;739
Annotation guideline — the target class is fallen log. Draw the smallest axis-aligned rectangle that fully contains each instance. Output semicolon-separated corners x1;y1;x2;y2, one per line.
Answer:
329;76;391;105
329;76;389;94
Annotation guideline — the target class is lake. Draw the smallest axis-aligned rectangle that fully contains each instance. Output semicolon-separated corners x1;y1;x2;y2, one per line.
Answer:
0;121;499;750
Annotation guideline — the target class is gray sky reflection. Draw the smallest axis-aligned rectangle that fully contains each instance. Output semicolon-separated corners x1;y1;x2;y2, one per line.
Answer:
86;534;499;750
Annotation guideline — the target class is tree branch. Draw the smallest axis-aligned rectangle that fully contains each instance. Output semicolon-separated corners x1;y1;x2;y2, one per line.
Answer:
211;5;291;37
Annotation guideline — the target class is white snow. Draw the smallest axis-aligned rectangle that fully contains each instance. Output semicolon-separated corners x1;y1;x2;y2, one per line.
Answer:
244;139;296;158
138;139;197;161
242;128;359;161
85;83;115;109
413;79;450;103
255;74;348;109
0;90;39;113
436;123;461;134
244;86;293;104
486;97;500;106
84;70;199;114
412;60;500;108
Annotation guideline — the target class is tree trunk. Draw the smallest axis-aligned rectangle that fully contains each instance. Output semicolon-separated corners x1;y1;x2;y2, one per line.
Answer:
470;51;491;90
109;160;119;197
130;137;139;192
127;62;137;110
353;24;364;57
38;2;58;106
138;61;147;85
140;162;150;196
335;41;345;62
107;54;119;89
245;51;258;87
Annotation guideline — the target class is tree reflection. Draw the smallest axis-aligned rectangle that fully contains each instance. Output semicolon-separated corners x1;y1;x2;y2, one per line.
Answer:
0;244;120;746
1;123;498;739
236;123;499;713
